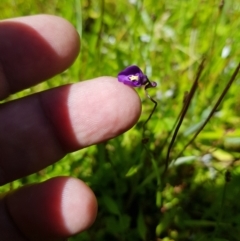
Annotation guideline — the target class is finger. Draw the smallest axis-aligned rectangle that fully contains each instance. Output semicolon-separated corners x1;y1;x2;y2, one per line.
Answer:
0;14;80;99
1;177;97;241
0;77;141;184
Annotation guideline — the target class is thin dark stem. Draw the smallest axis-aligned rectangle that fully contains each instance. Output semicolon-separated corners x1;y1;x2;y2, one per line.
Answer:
142;80;157;137
175;62;240;159
156;91;190;157
162;58;205;177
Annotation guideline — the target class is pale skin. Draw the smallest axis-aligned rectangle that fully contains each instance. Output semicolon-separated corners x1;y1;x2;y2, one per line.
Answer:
0;15;141;240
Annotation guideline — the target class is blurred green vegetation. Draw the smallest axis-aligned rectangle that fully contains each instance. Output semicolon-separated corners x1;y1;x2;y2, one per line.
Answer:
1;0;240;240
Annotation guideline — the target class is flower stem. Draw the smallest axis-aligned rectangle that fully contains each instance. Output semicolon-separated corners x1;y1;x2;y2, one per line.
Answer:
142;80;158;138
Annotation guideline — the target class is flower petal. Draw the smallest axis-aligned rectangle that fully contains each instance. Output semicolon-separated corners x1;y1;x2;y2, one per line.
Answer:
117;65;147;87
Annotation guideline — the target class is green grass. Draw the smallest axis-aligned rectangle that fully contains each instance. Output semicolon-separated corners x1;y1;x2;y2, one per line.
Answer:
1;0;240;240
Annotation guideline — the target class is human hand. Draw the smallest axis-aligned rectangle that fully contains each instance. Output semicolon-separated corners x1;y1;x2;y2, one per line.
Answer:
0;15;141;240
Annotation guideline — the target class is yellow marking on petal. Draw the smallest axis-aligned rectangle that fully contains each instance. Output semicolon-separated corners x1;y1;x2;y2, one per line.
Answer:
129;75;139;81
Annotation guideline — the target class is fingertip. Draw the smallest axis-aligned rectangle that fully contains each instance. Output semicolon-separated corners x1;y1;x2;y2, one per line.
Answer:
40;76;142;151
67;76;142;147
5;177;97;240
2;14;80;60
61;178;98;234
0;14;80;97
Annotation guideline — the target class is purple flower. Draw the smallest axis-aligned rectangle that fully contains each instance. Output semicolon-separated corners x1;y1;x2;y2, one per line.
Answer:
118;65;157;88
